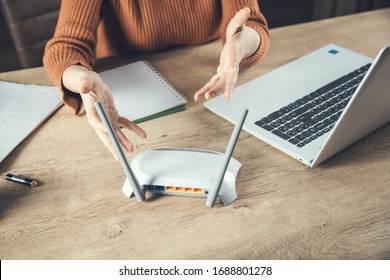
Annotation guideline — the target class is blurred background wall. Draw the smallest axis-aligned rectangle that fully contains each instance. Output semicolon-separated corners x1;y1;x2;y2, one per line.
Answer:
261;0;389;28
0;0;389;72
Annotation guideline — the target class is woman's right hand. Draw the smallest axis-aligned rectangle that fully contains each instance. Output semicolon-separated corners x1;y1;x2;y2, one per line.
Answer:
62;65;147;160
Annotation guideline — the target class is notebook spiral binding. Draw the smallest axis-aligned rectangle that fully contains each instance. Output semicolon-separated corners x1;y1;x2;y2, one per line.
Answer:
142;61;187;102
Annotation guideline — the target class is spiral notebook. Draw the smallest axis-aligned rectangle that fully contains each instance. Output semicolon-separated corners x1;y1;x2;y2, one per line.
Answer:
99;61;187;123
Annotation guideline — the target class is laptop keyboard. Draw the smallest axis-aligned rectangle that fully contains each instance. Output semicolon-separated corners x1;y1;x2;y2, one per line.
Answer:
255;63;371;148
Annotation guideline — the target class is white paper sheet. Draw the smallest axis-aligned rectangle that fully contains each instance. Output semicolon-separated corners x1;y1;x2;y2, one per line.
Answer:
0;81;62;162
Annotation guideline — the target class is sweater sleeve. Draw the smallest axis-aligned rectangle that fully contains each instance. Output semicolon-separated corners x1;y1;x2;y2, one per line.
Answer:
220;0;270;67
43;0;103;115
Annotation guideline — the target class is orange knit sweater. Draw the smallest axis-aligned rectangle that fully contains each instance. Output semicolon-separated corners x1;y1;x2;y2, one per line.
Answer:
43;0;270;115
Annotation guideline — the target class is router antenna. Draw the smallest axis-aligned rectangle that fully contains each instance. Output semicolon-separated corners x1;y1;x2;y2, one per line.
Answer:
94;102;146;202
205;108;248;208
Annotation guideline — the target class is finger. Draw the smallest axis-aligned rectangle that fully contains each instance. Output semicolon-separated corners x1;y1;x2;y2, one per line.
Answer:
78;71;102;99
86;109;106;132
80;72;104;98
90;108;135;155
205;74;227;100
114;126;135;154
92;111;135;155
227;7;250;38
205;92;217;100
62;65;96;95
117;116;148;140
194;73;221;101
95;128;119;160
234;7;251;26
79;76;94;94
80;90;95;110
83;92;117;129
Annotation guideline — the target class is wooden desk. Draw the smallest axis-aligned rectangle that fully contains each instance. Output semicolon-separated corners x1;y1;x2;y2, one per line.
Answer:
1;9;389;260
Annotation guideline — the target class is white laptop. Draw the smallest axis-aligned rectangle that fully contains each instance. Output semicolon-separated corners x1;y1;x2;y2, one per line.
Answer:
204;44;390;167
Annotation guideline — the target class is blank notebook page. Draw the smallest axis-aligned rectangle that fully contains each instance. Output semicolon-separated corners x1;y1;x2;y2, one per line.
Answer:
99;61;187;123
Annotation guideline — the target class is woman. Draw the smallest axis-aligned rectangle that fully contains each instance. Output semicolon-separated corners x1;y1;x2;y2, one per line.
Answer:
43;0;270;159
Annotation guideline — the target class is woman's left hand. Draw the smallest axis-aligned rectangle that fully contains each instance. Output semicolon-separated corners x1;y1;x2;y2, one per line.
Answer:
194;7;260;101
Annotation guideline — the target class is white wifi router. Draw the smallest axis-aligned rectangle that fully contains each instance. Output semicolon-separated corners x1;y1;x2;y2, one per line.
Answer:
95;102;248;207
